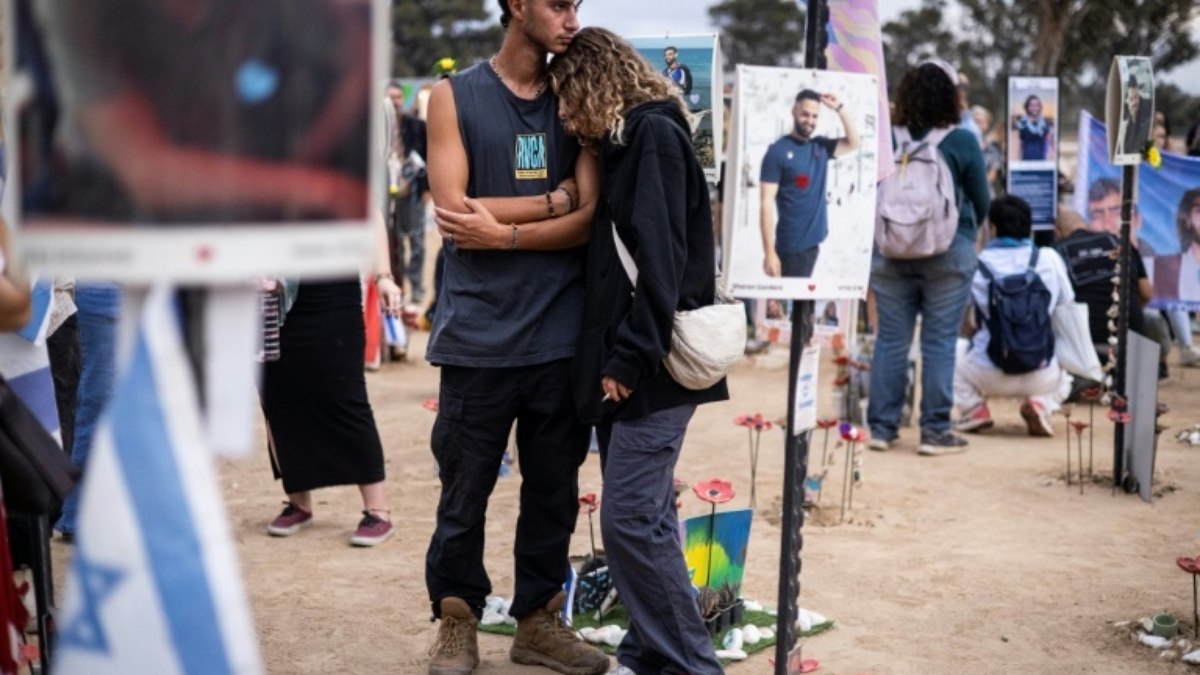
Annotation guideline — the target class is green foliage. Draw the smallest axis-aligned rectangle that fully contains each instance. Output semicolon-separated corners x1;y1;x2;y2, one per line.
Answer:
390;0;503;77
708;0;807;67
881;0;1200;133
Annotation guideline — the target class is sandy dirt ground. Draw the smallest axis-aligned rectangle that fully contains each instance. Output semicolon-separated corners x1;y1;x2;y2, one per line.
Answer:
48;323;1200;675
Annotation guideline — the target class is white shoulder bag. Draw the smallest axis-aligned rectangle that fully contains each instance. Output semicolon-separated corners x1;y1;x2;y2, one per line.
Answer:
611;223;745;390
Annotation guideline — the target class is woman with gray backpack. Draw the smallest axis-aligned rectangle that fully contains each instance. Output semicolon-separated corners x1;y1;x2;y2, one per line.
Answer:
868;59;991;456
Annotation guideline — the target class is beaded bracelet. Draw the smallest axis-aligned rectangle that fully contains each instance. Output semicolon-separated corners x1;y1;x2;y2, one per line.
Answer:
510;224;520;251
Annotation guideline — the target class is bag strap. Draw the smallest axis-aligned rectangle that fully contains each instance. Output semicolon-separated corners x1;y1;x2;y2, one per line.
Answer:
611;221;638;286
1027;245;1040;271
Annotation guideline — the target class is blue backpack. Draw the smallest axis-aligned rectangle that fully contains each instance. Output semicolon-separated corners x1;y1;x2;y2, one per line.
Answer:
978;247;1055;374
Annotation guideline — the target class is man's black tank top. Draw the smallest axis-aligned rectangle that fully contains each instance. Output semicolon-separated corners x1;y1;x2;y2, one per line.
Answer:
426;62;585;368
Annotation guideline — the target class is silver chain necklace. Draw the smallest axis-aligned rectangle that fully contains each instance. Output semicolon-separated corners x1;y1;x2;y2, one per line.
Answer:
490;54;546;98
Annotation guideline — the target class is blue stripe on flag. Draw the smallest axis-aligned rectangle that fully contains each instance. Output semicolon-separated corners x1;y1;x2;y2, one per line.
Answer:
8;367;60;435
16;281;53;343
109;336;233;674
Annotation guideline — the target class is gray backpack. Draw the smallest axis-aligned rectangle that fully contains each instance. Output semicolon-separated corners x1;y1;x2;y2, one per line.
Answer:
875;126;959;259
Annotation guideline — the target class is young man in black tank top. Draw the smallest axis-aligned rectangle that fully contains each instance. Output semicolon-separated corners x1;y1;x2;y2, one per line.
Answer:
422;2;607;674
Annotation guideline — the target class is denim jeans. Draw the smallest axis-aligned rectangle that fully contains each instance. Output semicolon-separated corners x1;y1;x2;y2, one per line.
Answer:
597;405;723;675
868;234;975;440
391;195;426;303
426;359;590;620
54;283;120;536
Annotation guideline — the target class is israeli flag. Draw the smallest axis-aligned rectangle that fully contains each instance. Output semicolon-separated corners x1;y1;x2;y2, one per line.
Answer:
55;286;262;674
0;279;60;441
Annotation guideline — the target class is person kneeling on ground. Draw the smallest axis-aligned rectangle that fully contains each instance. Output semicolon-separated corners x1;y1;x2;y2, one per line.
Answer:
954;195;1074;438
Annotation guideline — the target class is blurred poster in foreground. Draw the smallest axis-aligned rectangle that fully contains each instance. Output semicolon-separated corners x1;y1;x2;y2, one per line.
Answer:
9;0;385;282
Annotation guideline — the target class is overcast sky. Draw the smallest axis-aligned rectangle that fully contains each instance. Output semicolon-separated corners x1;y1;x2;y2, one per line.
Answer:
485;1;1199;95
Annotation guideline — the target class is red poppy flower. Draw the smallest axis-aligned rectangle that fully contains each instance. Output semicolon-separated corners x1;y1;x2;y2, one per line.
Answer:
693;479;735;504
1069;421;1090;434
795;174;810;189
579;493;598;515
816;418;839;429
838;422;866;442
754;419;774;431
832;355;850;366
1178;557;1200;574
1108;409;1131;424
833;374;851;386
1080;386;1104;402
1110;395;1127;411
734;413;769;428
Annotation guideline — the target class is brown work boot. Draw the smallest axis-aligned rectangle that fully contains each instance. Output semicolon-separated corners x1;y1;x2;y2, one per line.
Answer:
428;597;479;675
510;591;610;674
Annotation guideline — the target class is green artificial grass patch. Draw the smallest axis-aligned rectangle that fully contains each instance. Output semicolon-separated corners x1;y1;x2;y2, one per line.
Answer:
478;606;834;662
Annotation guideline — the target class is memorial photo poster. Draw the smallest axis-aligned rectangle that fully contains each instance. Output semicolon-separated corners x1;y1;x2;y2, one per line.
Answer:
722;65;877;301
1075;109;1200;310
1006;76;1059;230
10;0;385;282
628;34;723;182
1107;55;1155;167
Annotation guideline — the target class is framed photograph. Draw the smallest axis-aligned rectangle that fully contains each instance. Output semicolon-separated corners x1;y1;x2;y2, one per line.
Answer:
1107;56;1155;167
628;34;723;183
9;0;385;282
722;65;877;301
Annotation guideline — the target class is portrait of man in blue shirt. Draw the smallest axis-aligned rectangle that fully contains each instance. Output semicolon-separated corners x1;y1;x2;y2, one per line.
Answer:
760;89;860;278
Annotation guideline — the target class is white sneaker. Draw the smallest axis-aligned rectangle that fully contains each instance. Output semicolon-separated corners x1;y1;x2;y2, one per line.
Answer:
867;437;893;452
608;667;636;675
1180;347;1200;368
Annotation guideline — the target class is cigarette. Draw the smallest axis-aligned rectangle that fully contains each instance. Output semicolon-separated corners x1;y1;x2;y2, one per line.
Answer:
602;393;612;402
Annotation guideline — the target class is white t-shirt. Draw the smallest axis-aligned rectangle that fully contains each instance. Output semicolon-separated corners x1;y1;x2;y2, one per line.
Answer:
969;242;1074;365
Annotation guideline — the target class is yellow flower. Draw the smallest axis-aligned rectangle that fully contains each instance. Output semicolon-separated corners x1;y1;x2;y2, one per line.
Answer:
1146;146;1162;169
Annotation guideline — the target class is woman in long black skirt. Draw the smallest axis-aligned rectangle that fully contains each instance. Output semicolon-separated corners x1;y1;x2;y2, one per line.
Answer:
261;217;401;547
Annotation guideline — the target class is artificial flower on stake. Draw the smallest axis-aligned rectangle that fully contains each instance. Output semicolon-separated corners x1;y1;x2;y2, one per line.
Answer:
806;418;840;505
1178;556;1200;638
693;479;735;587
579;493;599;564
837;423;867;522
733;414;772;509
1060;404;1075;488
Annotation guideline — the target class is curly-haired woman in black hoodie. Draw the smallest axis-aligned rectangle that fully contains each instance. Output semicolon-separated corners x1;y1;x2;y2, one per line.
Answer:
549;27;726;675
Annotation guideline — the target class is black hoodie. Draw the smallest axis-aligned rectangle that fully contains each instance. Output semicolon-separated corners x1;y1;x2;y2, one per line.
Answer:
572;100;729;424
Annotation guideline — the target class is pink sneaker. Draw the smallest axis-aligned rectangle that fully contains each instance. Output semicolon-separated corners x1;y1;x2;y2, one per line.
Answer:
350;511;393;547
1020;399;1054;437
954;403;994;433
267;502;312;537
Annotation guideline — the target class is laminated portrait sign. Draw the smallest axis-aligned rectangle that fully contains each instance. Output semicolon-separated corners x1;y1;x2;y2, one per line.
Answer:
628;35;723;183
1006;76;1060;230
1106;56;1155;167
9;0;386;282
722;65;878;301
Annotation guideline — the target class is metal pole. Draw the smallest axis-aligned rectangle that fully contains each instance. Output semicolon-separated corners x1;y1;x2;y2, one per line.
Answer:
775;4;827;671
1112;165;1134;489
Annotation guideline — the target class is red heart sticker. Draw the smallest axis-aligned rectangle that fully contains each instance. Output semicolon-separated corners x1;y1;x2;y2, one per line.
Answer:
795;174;810;189
807;284;816;291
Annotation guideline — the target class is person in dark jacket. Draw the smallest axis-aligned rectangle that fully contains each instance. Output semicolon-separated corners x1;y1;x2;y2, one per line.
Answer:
549;27;727;675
